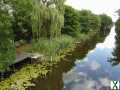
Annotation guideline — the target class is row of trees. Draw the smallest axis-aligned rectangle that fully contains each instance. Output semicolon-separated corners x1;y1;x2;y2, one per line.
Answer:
100;14;113;35
0;0;65;71
4;0;65;41
62;6;113;37
0;1;113;71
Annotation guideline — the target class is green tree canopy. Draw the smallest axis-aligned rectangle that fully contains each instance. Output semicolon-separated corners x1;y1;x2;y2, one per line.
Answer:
62;6;80;36
0;0;16;71
79;10;101;33
62;7;101;36
32;0;65;40
99;14;113;30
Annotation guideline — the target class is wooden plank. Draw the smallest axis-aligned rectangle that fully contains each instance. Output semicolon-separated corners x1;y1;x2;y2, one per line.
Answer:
14;53;43;64
15;53;31;63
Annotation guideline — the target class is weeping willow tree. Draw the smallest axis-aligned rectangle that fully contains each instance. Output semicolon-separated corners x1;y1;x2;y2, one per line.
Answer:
31;0;65;41
31;0;65;60
0;1;16;71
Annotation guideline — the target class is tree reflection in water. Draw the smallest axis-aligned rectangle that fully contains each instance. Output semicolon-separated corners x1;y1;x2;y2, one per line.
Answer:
109;35;120;66
28;34;105;90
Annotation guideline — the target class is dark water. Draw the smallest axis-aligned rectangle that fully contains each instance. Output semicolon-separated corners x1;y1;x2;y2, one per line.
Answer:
29;26;119;90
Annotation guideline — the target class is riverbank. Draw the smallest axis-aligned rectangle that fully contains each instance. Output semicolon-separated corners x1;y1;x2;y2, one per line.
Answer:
29;26;116;90
28;30;108;90
0;31;101;90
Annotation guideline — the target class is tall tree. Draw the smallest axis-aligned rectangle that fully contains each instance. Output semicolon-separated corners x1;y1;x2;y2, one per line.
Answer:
9;0;33;42
62;6;80;36
99;14;113;35
79;10;101;33
0;0;16;71
32;0;65;41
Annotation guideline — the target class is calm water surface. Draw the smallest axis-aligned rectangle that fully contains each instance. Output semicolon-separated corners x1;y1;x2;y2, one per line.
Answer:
30;26;119;90
63;26;118;90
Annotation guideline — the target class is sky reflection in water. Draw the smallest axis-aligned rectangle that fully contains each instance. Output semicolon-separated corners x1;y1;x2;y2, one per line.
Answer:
63;26;120;90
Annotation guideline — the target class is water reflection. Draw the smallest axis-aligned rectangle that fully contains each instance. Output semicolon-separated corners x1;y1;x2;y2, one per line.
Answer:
63;26;120;90
109;27;120;66
29;26;118;90
29;32;104;90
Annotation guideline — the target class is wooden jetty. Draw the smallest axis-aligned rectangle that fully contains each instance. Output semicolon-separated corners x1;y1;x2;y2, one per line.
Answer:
15;53;31;63
0;53;43;80
14;53;43;64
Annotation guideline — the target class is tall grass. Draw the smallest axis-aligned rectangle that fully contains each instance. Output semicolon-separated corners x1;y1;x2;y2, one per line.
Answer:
29;35;75;60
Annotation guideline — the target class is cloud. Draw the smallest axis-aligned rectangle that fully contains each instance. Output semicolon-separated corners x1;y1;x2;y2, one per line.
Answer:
89;61;101;70
71;80;98;90
63;70;111;90
99;77;110;87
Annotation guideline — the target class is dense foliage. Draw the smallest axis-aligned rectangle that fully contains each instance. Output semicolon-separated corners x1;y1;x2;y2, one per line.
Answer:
32;0;65;40
79;10;101;33
4;0;65;41
0;1;113;71
62;6;80;36
0;0;65;70
99;14;113;35
62;6;102;37
0;1;114;90
0;0;16;71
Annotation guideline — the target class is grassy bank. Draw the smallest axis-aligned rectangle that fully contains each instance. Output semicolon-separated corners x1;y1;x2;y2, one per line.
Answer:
0;31;98;90
29;35;75;60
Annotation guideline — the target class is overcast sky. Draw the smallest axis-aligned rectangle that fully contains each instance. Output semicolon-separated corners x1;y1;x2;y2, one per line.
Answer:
65;0;120;22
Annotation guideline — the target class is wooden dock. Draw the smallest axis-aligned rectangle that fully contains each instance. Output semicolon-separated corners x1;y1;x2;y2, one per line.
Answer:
14;53;43;65
15;53;31;63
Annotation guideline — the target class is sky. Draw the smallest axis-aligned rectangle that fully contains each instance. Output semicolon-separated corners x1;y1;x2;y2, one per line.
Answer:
65;0;120;22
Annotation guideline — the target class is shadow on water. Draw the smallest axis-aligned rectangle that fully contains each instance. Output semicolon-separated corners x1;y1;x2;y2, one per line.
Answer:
109;30;120;66
28;32;107;90
108;40;120;66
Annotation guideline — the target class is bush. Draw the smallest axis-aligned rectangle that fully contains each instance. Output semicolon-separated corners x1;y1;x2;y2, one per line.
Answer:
29;35;75;59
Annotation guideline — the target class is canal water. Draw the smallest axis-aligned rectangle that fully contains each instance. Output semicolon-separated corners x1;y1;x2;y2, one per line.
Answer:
29;26;119;90
63;26;117;90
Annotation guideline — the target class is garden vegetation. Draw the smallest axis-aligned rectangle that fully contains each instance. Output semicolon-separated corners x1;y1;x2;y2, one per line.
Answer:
0;0;112;90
